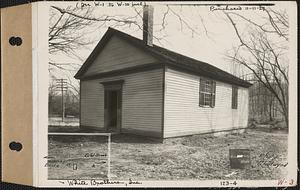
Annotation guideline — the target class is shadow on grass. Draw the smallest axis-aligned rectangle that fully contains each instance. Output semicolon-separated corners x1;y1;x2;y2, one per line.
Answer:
48;134;161;144
111;133;161;144
48;125;81;133
49;135;108;143
48;126;161;144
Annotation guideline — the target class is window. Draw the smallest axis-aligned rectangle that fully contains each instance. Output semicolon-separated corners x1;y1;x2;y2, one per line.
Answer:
199;78;216;107
232;86;238;109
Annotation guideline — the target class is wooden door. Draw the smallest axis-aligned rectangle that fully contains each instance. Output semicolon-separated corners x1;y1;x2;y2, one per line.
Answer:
104;88;122;132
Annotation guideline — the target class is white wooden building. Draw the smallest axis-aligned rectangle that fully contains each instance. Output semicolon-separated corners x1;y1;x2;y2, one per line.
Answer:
75;26;252;139
75;6;252;138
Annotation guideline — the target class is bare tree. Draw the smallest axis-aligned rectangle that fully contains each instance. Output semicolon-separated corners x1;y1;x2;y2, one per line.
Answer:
48;5;205;101
49;5;143;67
49;5;206;68
224;9;289;128
48;5;145;102
249;82;284;122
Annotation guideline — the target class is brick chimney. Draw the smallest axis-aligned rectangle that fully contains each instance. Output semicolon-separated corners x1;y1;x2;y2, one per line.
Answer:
143;5;154;46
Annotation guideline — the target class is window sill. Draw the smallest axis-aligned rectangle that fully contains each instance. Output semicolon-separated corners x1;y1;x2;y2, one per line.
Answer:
199;105;214;108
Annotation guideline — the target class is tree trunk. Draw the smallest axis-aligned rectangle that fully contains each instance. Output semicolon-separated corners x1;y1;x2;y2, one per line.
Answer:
269;103;273;121
284;113;289;131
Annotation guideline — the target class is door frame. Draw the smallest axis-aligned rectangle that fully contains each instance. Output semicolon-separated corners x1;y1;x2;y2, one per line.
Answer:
101;80;124;132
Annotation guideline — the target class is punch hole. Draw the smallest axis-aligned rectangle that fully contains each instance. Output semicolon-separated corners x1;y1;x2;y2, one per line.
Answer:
9;37;15;46
9;141;23;152
9;36;22;46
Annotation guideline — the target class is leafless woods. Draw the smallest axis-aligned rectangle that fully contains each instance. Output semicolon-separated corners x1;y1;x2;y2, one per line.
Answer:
225;9;289;127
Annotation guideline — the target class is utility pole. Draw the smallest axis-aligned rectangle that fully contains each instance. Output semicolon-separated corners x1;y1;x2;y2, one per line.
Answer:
55;79;68;122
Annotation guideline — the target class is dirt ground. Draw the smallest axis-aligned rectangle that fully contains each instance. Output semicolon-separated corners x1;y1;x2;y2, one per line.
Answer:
48;129;288;180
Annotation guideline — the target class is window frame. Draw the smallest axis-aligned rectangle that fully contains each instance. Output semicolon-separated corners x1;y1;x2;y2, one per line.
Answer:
199;77;216;108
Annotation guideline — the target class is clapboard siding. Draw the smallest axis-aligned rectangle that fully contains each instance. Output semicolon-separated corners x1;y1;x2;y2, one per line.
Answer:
84;35;157;76
164;67;249;138
81;80;104;128
81;69;163;136
237;87;249;127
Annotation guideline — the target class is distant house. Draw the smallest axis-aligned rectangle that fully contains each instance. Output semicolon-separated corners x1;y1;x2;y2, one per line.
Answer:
75;7;252;138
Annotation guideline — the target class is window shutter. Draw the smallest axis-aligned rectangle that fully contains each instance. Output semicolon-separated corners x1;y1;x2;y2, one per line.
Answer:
211;81;216;107
199;78;204;106
236;87;238;108
232;87;235;108
232;86;238;109
200;78;204;91
199;93;204;106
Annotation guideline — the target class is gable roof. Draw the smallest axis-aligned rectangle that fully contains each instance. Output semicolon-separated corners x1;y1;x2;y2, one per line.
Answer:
75;27;252;88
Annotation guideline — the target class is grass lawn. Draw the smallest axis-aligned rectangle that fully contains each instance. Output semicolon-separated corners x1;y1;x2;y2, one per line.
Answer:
48;129;288;180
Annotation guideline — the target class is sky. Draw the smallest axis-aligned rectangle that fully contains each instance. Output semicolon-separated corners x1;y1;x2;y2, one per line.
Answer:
48;1;292;92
